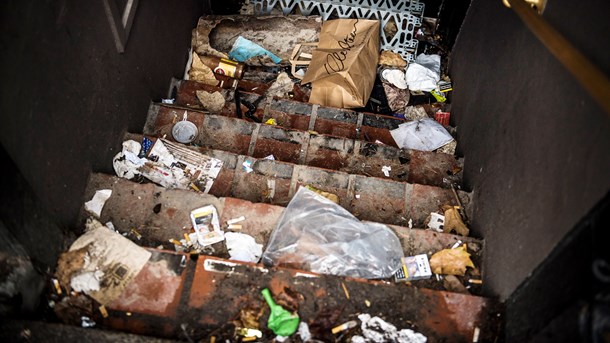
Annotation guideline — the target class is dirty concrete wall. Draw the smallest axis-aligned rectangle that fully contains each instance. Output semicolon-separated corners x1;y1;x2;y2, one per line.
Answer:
0;1;203;228
450;0;610;337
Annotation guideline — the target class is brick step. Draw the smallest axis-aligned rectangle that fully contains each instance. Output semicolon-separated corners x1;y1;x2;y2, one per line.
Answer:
121;133;471;228
174;80;457;148
144;104;463;189
84;173;484;295
68;249;500;343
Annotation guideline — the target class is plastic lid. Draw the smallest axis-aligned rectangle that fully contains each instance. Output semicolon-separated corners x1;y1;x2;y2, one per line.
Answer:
172;121;198;144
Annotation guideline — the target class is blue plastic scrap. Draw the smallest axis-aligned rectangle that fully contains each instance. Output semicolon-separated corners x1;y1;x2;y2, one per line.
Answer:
229;36;282;64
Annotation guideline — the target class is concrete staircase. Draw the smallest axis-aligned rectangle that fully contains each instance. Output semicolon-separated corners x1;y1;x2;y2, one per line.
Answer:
71;74;502;341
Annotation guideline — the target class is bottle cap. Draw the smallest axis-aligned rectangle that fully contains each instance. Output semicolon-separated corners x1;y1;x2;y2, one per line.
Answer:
172;121;198;144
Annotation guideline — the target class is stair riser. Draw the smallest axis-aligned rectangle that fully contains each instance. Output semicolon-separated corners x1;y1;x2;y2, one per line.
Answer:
145;104;462;188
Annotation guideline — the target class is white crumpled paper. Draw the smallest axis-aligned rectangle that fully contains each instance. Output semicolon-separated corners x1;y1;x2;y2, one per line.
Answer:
351;313;427;343
84;189;112;218
405;54;441;92
225;232;263;263
390;118;454;151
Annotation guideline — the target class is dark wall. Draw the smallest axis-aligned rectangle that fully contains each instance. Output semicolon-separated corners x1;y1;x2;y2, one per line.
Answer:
449;0;610;322
0;1;203;228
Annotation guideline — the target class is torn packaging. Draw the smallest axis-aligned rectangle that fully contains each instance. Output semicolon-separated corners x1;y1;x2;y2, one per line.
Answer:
58;219;151;305
301;19;380;109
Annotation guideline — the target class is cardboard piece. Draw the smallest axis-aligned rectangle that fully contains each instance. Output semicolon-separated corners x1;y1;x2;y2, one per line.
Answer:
301;19;380;109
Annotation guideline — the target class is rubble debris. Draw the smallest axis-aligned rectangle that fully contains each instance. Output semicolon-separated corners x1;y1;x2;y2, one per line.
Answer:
113;139;223;193
405;54;441;92
83;189;112;218
190;205;224;247
352;313;427;343
443;275;469;294
442;205;470;236
426;212;445;232
56;219;151;305
379;50;407;68
390;118;454;151
196;90;226;113
404;106;429;121
436;140;457;155
429;245;475;276
262;187;403;279
264;72;295;103
171;120;198;144
394;254;432;282
229;36;282;64
225;232;263;263
262;288;300;336
301;19;380;108
188;53;221;85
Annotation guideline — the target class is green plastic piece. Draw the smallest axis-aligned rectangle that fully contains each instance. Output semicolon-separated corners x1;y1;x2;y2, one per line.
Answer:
261;288;300;336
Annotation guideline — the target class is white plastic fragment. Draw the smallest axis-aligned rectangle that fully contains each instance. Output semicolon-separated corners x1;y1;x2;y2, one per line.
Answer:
161;98;175;104
408;219;413;229
81;316;96;328
275;336;288;342
243;160;254;173
84;189;112;218
298;322;311;342
225;232;263;263
427;213;445;232
263;154;276;160
382;166;392;177
354;313;427;343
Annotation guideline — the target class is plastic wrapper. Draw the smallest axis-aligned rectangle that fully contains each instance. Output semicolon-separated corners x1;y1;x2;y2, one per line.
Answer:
262;187;404;279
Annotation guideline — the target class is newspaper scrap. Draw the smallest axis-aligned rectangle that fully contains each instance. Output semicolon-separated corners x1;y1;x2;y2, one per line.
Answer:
113;139;223;193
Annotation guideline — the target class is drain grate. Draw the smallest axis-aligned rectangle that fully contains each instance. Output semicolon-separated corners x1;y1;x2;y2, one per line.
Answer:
251;0;425;62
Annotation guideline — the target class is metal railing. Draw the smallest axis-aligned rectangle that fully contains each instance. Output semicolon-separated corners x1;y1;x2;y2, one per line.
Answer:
506;0;610;116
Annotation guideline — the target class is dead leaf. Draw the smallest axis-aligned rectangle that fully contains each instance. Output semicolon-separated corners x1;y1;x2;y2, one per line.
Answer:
442;205;469;236
429;245;475;276
379;50;407;68
196;90;226;113
237;306;265;329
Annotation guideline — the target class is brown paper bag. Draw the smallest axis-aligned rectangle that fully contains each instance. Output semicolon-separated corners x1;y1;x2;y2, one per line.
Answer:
301;19;380;108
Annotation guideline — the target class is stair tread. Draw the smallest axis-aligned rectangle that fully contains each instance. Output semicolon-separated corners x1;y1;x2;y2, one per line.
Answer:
84;172;484;296
121;133;471;227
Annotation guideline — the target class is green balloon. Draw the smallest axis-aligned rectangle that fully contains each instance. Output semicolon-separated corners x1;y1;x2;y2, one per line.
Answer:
261;288;300;336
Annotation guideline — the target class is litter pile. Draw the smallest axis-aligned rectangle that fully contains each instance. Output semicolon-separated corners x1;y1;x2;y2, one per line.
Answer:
43;8;501;343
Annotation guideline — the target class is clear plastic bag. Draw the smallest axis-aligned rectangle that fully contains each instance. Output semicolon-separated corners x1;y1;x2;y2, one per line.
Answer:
262;187;404;279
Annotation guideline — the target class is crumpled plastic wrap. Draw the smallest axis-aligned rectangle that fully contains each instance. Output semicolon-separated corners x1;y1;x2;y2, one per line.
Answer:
262;187;404;279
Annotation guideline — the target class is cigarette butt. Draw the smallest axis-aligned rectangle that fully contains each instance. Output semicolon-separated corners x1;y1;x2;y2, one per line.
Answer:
331;320;358;334
472;327;480;342
210;336;216;343
190;183;202;192
169;239;182;246
242;337;256;342
341;282;350;300
228;224;242;230
126;312;132;316
130;229;142;240
469;279;483;284
184;233;191;243
99;305;108;318
52;279;62;295
227;216;246;225
365;299;371;307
